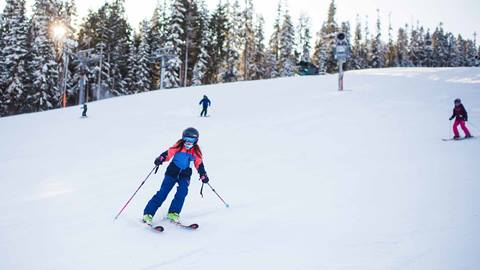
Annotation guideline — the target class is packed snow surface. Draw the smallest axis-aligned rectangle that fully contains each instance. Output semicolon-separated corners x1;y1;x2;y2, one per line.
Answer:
1;68;479;270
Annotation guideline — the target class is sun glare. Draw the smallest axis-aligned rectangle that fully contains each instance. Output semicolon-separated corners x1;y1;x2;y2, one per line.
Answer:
52;24;67;40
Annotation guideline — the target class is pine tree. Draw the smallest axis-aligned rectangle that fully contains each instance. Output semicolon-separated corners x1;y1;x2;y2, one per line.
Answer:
0;0;30;116
278;5;296;77
423;30;433;67
463;38;477;66
350;15;365;69
105;0;131;96
134;20;152;92
408;25;423;67
368;10;385;68
0;14;5;84
448;33;461;67
252;15;267;80
191;0;210;86
312;23;328;74
396;25;410;67
57;0;78;106
340;21;352;70
163;0;185;88
325;0;338;73
76;1;131;98
477;45;480;67
29;0;61;112
385;14;397;67
125;39;137;93
241;0;256;81
148;0;168;89
220;0;241;82
432;23;449;67
205;1;228;84
267;1;282;78
297;14;312;63
181;0;203;87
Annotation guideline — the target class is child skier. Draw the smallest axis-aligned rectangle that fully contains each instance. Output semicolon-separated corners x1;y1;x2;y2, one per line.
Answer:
449;98;472;140
143;127;209;224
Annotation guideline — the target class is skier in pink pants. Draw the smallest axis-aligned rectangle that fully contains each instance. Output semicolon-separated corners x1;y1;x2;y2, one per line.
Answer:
449;98;472;140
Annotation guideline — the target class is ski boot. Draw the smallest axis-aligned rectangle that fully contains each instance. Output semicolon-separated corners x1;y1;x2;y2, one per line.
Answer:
453;136;461;140
167;212;180;223
143;214;153;225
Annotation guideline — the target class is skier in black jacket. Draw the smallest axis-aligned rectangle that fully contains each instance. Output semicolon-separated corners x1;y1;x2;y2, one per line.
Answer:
199;95;211;117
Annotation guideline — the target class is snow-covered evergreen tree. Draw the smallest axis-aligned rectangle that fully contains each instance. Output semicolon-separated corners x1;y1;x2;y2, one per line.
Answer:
105;0;130;96
340;21;352;70
385;14;397;67
396;25;410;67
462;38;477;67
57;0;78;105
125;39;137;93
443;32;462;67
312;23;328;74
163;0;185;88
0;14;5;83
134;20;152;92
220;0;241;82
267;1;282;78
325;0;338;73
205;1;228;83
423;30;434;67
192;0;210;86
29;0;61;112
148;0;168;89
350;15;366;70
432;23;449;67
252;15;267;80
368;10;385;68
278;5;296;77
241;0;256;81
408;25;424;67
0;0;30;116
296;14;312;63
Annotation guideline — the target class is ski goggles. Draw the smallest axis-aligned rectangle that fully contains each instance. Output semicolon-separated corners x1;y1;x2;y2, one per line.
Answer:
183;136;198;143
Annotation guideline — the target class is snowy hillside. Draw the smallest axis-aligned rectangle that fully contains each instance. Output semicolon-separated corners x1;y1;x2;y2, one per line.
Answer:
1;68;479;270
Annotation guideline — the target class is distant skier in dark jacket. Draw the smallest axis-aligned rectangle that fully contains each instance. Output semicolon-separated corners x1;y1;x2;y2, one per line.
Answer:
449;98;471;139
199;95;211;117
81;104;87;117
143;127;209;225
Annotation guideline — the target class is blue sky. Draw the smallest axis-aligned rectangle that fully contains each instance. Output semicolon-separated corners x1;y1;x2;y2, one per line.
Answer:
1;0;479;43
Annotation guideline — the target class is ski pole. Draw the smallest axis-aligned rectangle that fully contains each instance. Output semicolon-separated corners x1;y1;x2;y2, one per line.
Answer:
206;182;230;208
114;166;158;220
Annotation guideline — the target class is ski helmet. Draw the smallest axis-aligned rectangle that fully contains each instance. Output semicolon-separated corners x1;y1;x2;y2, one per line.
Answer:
454;98;461;105
182;127;199;142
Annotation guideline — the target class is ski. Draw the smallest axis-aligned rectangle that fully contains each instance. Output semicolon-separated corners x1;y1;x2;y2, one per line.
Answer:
169;221;199;230
140;219;165;232
442;136;475;142
150;224;165;232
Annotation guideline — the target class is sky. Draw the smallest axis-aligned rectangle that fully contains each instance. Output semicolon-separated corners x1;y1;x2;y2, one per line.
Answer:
1;0;479;44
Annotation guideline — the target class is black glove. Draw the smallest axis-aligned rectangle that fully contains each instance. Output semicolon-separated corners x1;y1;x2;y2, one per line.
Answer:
154;156;165;166
200;174;209;183
449;116;454;121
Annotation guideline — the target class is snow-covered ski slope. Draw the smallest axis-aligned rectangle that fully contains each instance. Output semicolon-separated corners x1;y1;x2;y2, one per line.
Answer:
1;68;479;270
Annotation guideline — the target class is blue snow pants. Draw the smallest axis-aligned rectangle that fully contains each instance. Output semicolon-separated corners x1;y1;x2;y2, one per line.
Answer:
144;175;190;216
